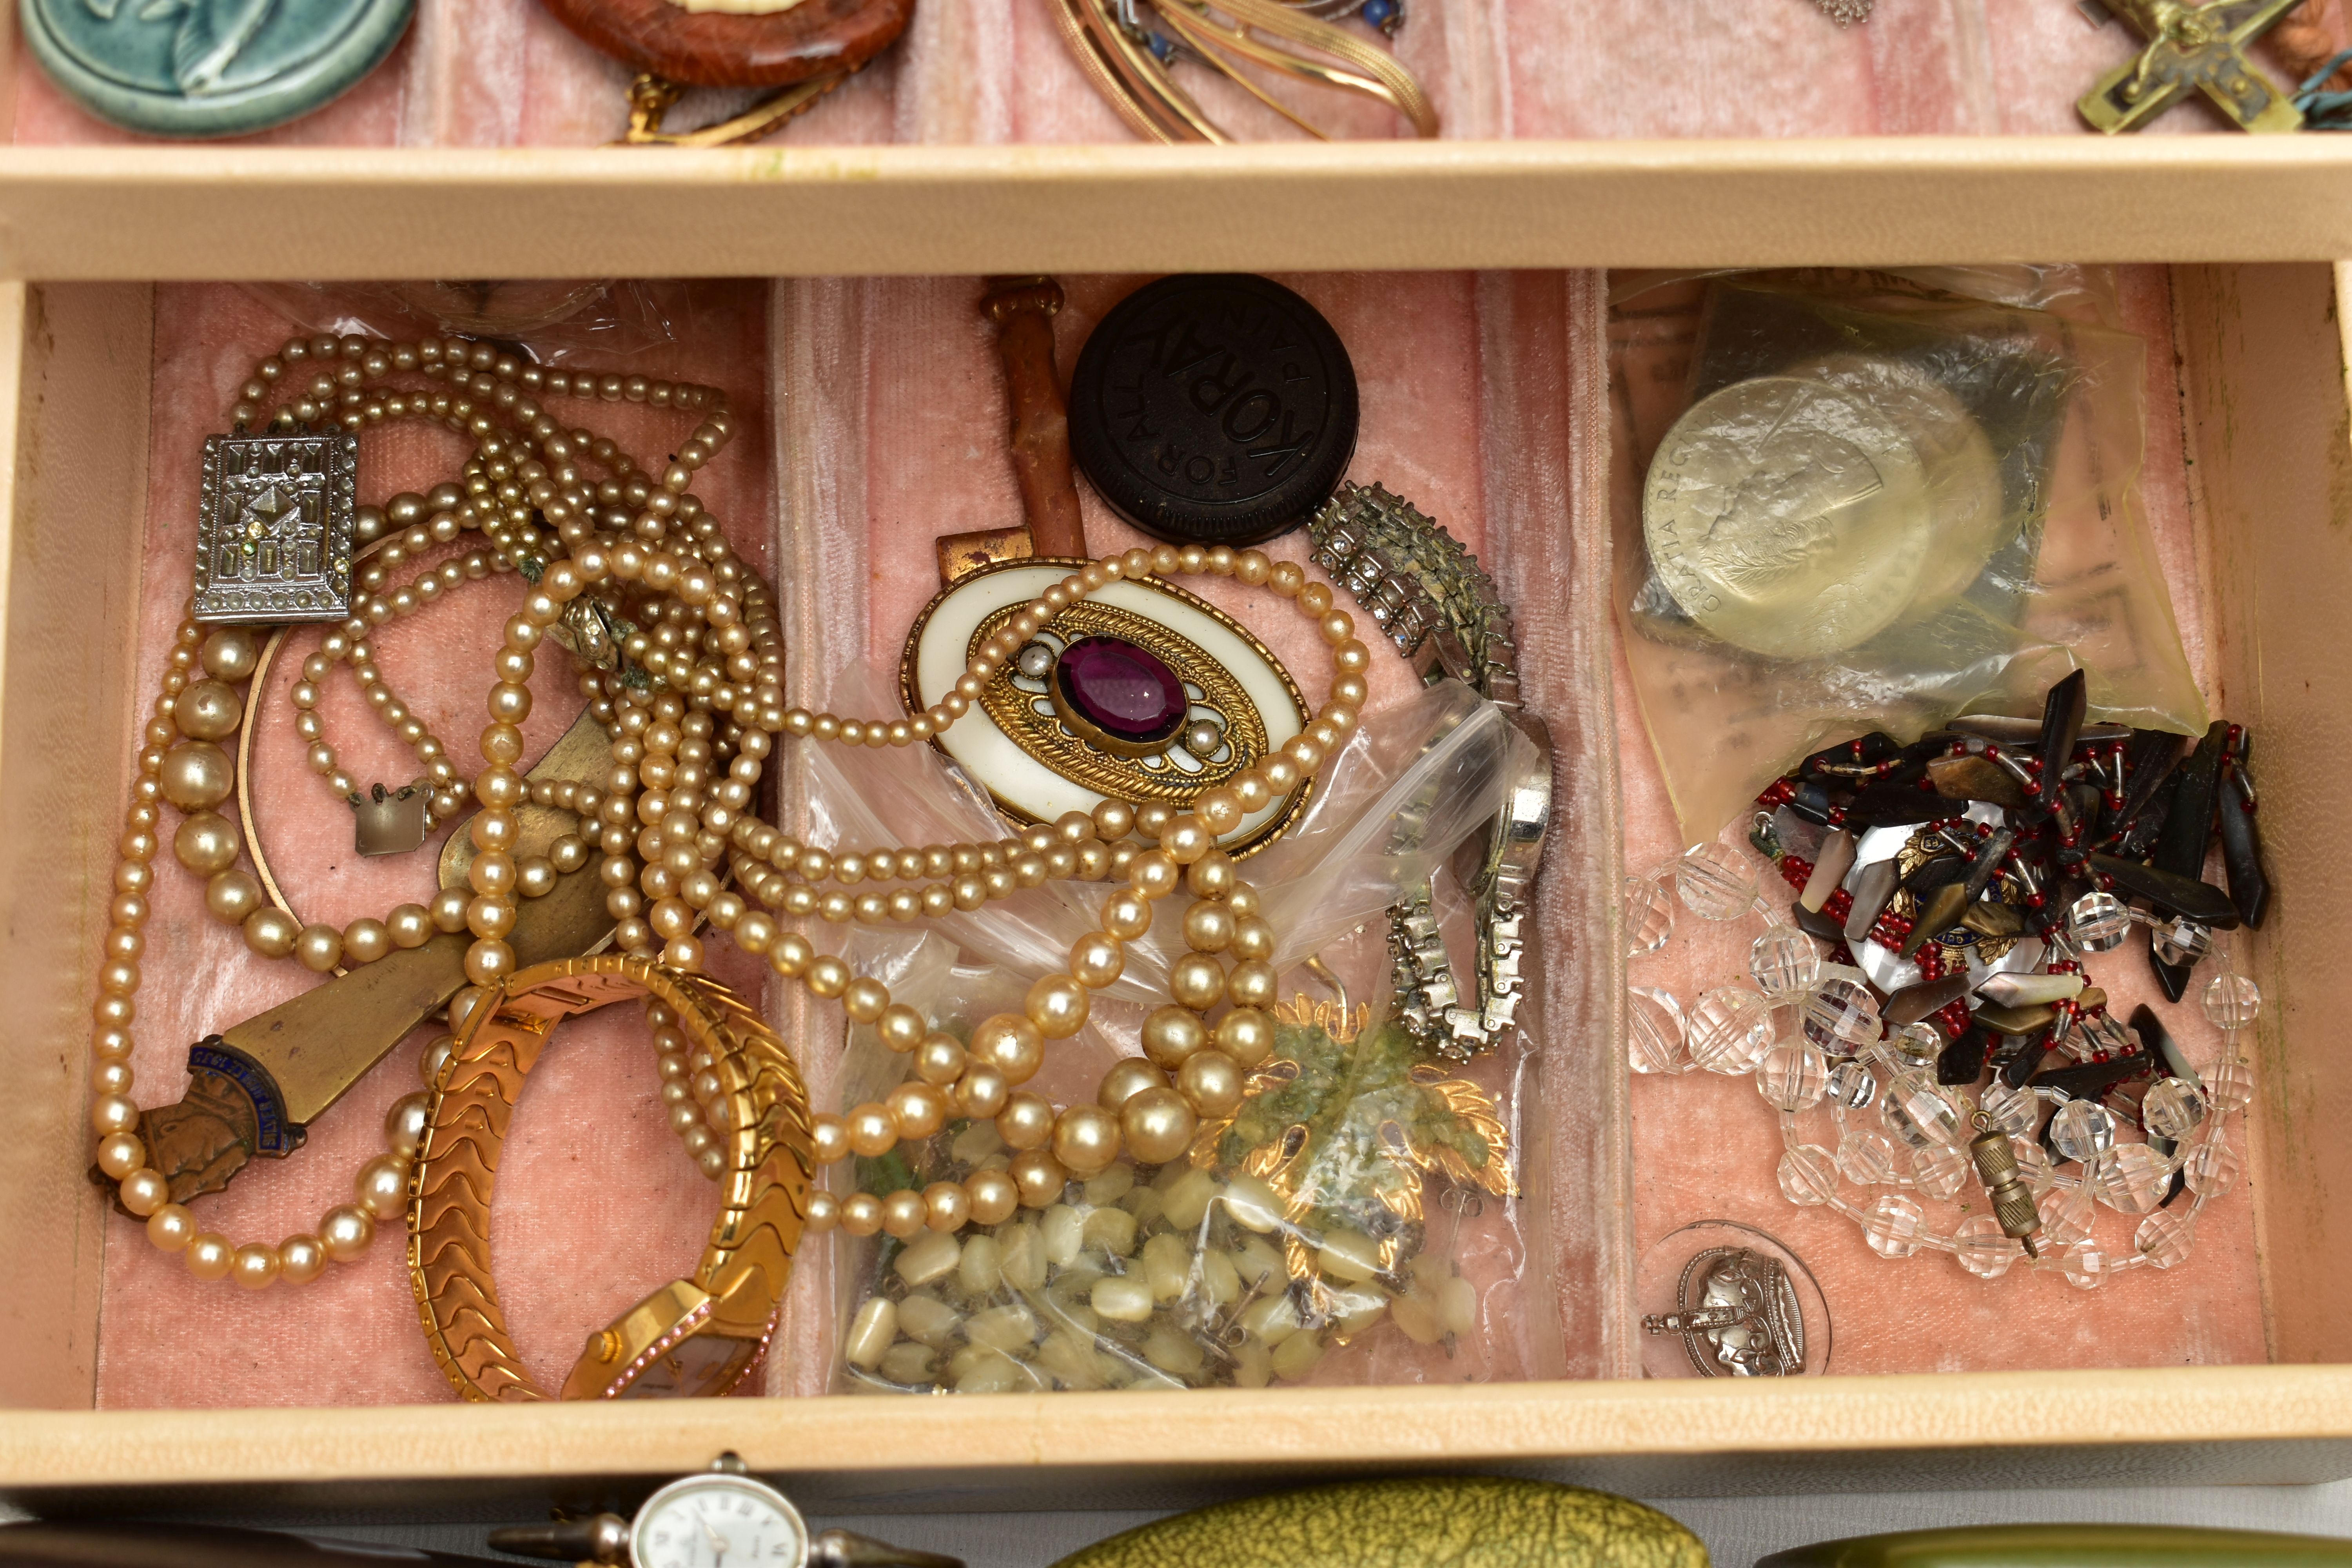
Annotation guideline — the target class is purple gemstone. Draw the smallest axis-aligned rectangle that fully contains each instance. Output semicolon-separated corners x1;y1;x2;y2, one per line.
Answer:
1054;636;1188;744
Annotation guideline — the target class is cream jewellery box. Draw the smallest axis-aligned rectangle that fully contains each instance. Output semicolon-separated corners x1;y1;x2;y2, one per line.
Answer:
0;0;2350;1525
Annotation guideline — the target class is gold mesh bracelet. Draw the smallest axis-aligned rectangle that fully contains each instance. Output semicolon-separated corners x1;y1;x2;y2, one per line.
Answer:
407;954;814;1403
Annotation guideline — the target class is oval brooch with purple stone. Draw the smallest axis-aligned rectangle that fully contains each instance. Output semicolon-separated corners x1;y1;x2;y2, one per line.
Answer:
900;558;1312;856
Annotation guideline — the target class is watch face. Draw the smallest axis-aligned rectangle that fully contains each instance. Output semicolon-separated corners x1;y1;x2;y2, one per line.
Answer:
610;1325;760;1400
632;1475;807;1568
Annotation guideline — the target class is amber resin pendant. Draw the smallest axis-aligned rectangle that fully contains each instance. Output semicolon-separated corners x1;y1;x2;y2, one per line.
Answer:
900;557;1310;855
539;0;916;145
192;430;358;626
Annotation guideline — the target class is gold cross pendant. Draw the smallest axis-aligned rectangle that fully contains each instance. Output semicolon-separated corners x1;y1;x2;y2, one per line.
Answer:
2079;0;2307;132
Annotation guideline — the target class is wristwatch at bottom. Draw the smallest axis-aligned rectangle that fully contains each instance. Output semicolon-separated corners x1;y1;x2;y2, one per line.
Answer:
491;1456;960;1568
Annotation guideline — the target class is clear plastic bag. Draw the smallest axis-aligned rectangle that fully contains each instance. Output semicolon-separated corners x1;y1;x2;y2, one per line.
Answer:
1610;267;2206;843
238;278;692;361
800;666;1540;1395
829;977;1528;1396
799;666;1526;1001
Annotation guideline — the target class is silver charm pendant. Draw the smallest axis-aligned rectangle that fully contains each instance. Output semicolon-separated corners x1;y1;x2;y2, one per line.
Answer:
194;430;358;626
1642;1245;1808;1376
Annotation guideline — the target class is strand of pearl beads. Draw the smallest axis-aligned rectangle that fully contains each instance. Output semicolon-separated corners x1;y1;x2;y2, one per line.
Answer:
291;535;503;822
90;330;739;1289
91;612;464;1290
620;544;1372;1243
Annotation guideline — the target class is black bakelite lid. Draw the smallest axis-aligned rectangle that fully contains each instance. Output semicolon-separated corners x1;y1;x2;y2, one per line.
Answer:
1068;273;1357;547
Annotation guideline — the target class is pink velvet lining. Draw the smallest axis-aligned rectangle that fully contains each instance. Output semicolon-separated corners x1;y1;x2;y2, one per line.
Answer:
93;264;2264;1412
12;0;2324;147
1613;265;2266;1376
769;271;1554;1390
94;282;775;1409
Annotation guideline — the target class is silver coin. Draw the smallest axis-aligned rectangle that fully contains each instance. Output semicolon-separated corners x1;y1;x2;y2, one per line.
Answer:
1643;376;1932;660
1780;353;2008;621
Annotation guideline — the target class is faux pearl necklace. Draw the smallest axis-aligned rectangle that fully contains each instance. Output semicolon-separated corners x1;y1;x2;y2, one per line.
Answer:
94;333;1373;1305
456;533;1367;1222
88;331;748;1290
289;500;508;824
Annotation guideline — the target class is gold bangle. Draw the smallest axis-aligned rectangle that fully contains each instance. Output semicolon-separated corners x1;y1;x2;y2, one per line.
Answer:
408;954;813;1403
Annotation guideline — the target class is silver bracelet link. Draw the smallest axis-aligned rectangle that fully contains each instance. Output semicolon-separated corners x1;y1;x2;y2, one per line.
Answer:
1310;482;1551;1061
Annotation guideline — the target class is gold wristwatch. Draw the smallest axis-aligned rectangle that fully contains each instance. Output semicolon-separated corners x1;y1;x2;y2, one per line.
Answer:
407;955;813;1402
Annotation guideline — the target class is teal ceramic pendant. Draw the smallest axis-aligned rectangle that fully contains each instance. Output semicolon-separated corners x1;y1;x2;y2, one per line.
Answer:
22;0;414;138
